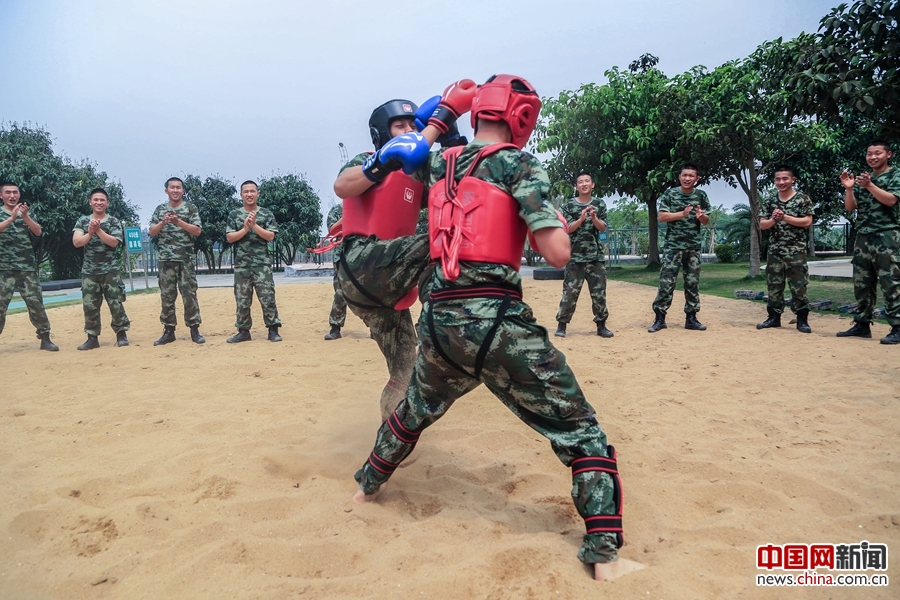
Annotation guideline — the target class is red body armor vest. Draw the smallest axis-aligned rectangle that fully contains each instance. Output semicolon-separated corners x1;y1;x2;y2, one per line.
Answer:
343;170;423;240
428;144;527;281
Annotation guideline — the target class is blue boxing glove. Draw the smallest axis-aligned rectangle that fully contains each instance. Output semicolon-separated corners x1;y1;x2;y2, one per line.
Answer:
362;132;431;183
414;96;441;132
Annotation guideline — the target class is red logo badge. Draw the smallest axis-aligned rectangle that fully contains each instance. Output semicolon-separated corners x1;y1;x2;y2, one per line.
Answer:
402;104;412;112
404;187;415;203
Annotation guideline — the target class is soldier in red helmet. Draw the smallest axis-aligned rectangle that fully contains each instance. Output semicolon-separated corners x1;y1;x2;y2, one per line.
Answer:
352;75;642;581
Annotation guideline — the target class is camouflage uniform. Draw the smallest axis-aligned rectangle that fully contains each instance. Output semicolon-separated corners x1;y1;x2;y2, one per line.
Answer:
337;152;431;419
652;187;711;315
73;214;130;336
150;202;203;327
0;207;51;337
226;206;281;330
355;140;624;565
556;197;609;324
849;167;900;325
326;204;346;328
762;192;813;315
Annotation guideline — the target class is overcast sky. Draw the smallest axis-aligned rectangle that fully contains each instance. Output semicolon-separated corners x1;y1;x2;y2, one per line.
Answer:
1;0;835;225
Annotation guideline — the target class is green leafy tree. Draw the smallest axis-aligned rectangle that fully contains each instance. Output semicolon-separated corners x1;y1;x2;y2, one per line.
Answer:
258;173;322;265
608;198;649;255
0;123;138;279
182;174;239;272
537;54;683;268
785;0;899;140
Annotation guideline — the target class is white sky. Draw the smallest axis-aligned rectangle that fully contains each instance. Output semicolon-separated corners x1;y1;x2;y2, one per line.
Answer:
1;0;835;225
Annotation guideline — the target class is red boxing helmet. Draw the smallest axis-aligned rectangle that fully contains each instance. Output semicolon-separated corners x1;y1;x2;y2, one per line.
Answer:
470;75;542;149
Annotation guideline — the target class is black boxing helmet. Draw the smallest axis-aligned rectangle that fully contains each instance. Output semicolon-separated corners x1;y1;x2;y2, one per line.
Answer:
369;99;418;150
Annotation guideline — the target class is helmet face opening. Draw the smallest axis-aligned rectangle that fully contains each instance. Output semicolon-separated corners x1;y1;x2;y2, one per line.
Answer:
471;75;541;149
369;99;418;150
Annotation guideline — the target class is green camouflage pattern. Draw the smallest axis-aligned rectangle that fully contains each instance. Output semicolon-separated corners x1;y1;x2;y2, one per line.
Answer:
226;207;278;267
762;192;813;256
561;197;607;263
82;271;130;336
326;204;347;327
658;187;712;251
851;231;900;325
0;207;38;271
0;269;51;336
354;290;620;564
766;252;809;314
652;249;702;314
853;166;900;235
338;233;430;419
326;204;342;229
158;260;201;327
354;140;622;565
149;202;202;262
73;214;124;275
556;261;609;323
233;265;281;330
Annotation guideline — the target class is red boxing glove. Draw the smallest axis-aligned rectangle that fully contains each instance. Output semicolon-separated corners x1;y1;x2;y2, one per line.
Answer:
428;79;477;134
528;211;569;253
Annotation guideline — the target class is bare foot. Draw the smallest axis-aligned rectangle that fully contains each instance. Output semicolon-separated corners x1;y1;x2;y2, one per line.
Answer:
594;558;646;581
352;484;384;504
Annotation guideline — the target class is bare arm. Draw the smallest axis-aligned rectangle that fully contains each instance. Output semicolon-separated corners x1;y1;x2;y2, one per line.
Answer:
72;230;92;247
841;171;857;211
251;223;276;242
96;227;120;248
18;205;42;236
759;216;776;230
148;220;165;237
533;226;571;268
782;214;813;228
591;212;607;232
172;215;201;237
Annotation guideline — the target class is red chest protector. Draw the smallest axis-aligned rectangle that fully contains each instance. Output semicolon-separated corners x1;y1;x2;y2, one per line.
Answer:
343;169;423;241
428;144;527;281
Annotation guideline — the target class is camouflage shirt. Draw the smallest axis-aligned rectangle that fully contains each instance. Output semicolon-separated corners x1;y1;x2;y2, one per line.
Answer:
226;206;278;268
73;214;124;275
0;207;38;271
853;166;900;235
658;187;711;252
561;197;607;263
326;204;342;229
762;191;813;256
150;202;202;262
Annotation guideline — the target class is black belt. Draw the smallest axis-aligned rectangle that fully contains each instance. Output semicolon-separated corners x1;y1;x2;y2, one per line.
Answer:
427;284;522;380
338;251;392;310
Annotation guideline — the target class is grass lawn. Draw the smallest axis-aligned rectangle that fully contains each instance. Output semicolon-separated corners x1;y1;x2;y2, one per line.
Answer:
6;287;159;316
606;262;860;310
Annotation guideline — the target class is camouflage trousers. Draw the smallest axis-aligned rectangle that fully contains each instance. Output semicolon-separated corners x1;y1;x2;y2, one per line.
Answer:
82;271;130;336
328;266;346;328
652;249;702;315
0;269;51;337
337;234;430;420
158;260;201;328
851;231;900;326
555;260;609;323
766;252;809;314
354;297;622;564
234;265;281;330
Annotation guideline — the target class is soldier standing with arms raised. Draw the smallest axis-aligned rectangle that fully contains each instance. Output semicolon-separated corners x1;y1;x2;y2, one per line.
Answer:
554;171;613;338
148;177;206;346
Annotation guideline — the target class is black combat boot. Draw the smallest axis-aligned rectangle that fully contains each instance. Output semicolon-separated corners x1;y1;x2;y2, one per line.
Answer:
554;322;567;338
38;332;59;352
648;309;667;333
227;329;251;343
116;330;129;347
190;325;206;344
756;307;781;329
324;325;342;340
268;326;282;342
597;320;614;338
154;326;176;346
880;325;900;345
836;321;871;338
685;311;707;331
77;335;100;351
796;309;811;334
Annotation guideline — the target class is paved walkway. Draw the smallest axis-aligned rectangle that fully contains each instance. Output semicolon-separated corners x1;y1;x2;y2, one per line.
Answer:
807;259;852;279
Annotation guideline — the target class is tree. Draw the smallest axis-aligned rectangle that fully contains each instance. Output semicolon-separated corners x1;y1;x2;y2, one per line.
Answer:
785;0;899;140
183;174;238;272
608;198;649;255
674;40;835;276
721;204;755;260
536;54;684;268
258;173;322;265
0;123;138;279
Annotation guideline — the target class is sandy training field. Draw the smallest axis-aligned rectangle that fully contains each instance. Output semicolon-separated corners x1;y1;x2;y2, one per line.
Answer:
2;278;898;599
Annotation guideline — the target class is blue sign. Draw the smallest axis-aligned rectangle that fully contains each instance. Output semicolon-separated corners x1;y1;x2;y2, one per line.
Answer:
598;231;608;243
125;227;143;253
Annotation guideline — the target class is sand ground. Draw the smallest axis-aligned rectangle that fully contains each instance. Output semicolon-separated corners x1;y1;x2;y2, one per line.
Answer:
1;279;898;599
